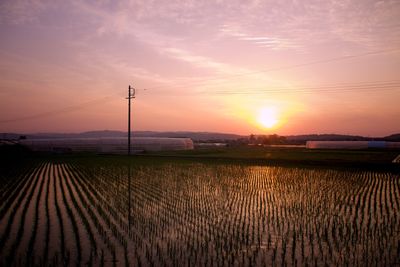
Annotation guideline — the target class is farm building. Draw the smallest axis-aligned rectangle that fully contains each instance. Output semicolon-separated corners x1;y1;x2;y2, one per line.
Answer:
306;141;400;149
19;137;194;153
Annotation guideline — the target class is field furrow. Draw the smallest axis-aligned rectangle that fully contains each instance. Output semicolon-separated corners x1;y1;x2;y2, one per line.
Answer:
0;163;43;266
0;158;399;266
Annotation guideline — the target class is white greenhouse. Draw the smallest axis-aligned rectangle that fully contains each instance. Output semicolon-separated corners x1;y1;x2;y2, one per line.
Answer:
306;141;400;149
20;137;194;153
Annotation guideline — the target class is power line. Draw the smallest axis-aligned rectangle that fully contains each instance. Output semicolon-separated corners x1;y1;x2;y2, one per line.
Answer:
142;48;400;92
147;80;400;96
0;95;115;123
204;80;400;95
1;48;399;124
1;80;399;124
212;86;400;95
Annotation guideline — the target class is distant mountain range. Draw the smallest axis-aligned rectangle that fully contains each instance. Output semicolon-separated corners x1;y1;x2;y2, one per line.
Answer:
1;130;400;142
0;130;243;141
285;133;400;142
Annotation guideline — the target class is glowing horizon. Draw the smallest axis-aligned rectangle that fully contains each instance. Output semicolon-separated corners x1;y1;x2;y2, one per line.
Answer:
0;1;399;136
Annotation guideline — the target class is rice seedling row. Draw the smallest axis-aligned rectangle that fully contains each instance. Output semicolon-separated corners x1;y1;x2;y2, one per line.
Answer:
0;159;399;266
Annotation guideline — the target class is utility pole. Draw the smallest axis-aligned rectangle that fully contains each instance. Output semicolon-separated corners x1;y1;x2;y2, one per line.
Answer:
126;85;135;231
127;85;135;155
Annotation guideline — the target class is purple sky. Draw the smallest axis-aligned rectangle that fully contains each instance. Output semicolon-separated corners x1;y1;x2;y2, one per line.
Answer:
1;0;400;136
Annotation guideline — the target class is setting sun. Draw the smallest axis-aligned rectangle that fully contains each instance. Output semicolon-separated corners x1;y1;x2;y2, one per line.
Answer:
257;107;279;129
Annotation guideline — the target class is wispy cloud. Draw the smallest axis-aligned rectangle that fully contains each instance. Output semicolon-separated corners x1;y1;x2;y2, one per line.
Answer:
3;0;400;51
161;47;237;75
219;24;299;50
327;0;400;48
0;0;50;25
1;0;399;134
218;0;400;52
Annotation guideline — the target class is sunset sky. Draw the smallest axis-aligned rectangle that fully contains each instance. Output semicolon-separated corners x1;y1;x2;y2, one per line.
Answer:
1;0;399;136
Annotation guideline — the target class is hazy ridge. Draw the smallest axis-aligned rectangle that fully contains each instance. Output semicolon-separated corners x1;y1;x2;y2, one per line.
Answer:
1;130;400;142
